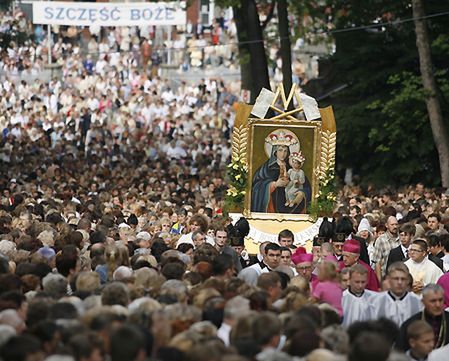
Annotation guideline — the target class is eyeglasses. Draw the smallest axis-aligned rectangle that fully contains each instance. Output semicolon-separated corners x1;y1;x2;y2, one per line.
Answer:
408;248;424;253
297;266;312;271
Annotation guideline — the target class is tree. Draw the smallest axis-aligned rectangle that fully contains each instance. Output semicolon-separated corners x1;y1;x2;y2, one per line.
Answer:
217;0;271;102
412;0;449;187
0;1;12;11
277;0;292;97
297;0;449;186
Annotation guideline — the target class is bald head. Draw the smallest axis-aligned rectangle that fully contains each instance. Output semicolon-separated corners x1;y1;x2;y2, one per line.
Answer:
386;216;398;236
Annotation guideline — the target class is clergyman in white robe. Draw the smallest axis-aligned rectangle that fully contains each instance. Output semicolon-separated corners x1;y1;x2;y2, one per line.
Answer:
404;257;443;287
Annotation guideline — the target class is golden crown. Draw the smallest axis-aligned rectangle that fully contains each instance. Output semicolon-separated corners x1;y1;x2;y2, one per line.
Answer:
265;132;298;147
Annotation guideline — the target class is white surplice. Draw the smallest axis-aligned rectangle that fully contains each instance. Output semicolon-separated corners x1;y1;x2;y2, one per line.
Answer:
404;257;443;286
342;289;379;328
374;291;423;327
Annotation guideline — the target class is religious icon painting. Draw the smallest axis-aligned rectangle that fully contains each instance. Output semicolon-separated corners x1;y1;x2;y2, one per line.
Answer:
230;85;336;221
245;119;321;221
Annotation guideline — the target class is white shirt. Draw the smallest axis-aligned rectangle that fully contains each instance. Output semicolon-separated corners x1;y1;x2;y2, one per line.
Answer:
428;343;449;361
217;322;231;346
406;350;427;361
238;262;270;286
441;254;449;272
166;145;187;160
401;245;409;258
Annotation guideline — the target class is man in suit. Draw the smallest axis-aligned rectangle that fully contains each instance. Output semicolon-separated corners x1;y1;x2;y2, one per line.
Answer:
214;226;242;273
387;223;415;272
426;234;445;272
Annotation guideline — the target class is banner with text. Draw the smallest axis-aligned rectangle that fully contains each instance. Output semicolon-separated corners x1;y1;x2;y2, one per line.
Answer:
32;1;186;27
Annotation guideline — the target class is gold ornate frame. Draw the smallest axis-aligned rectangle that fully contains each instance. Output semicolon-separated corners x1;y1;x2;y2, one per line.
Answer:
231;84;337;222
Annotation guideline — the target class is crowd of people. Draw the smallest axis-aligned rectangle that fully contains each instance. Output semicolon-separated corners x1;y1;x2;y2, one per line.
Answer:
0;180;448;361
0;7;308;86
1;5;449;361
0;7;240;72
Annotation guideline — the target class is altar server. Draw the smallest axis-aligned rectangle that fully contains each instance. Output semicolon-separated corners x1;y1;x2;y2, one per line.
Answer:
342;264;378;328
374;262;422;327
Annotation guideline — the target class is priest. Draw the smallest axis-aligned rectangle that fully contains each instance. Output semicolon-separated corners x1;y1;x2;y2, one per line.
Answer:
405;240;443;295
339;239;380;291
334;216;370;264
331;232;345;262
292;250;318;289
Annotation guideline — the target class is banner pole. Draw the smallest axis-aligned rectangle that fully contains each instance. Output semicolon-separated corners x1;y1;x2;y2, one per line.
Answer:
167;26;172;65
47;24;51;65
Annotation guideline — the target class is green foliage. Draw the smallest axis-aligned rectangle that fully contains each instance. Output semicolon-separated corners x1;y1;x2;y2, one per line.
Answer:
288;0;332;43
364;71;438;182
225;158;248;212
309;167;337;219
0;0;12;11
303;0;449;186
215;0;244;9
237;47;251;66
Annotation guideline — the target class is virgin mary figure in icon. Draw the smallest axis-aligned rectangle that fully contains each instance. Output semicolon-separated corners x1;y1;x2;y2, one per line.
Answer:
251;129;311;214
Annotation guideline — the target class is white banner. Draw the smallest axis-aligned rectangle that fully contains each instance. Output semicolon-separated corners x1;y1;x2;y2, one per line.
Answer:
32;2;186;27
229;214;323;246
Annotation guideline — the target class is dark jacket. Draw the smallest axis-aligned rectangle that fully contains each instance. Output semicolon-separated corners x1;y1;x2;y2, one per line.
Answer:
429;254;445;272
387;245;407;271
386;246;444;272
396;311;449;351
239;254;258;269
352;234;370;266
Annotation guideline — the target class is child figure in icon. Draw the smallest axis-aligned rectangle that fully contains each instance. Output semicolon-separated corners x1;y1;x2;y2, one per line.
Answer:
285;152;306;207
